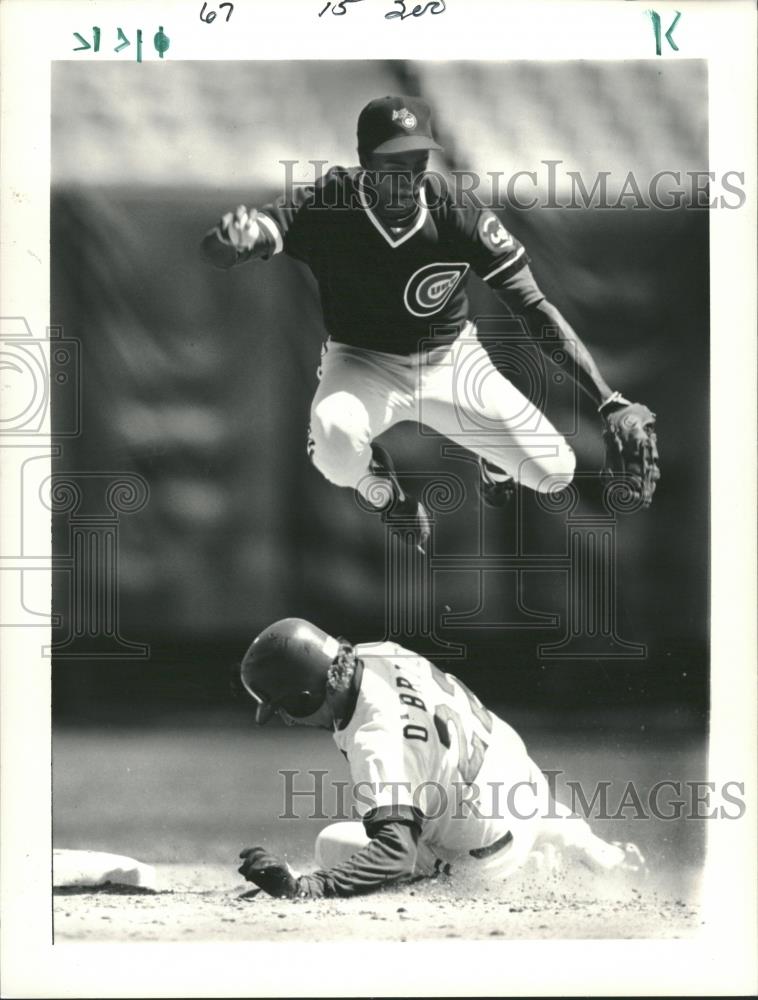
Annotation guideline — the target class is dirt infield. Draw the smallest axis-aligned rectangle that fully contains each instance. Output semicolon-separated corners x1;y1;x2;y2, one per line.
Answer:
52;721;706;943
53;860;701;942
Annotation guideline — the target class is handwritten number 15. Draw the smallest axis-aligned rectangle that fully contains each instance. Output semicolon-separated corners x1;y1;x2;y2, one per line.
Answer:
319;0;362;14
319;0;446;16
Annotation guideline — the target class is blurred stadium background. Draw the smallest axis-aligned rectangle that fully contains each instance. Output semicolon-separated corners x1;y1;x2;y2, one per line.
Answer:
51;61;709;876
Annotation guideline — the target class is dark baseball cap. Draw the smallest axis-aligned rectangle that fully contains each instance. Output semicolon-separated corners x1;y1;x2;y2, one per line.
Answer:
357;95;443;156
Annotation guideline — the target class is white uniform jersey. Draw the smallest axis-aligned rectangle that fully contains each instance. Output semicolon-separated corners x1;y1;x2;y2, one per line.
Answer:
333;641;541;859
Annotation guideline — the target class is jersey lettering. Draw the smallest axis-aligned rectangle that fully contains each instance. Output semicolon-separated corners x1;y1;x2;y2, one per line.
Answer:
399;692;427;711
403;262;469;318
427;663;492;782
431;664;493;734
393;657;496;785
403;723;429;741
395;676;417;691
433;704;489;785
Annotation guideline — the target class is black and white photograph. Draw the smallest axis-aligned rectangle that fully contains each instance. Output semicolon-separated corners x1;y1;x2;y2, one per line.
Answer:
1;1;756;996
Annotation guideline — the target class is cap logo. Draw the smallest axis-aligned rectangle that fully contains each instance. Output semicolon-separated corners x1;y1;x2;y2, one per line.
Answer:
392;108;417;131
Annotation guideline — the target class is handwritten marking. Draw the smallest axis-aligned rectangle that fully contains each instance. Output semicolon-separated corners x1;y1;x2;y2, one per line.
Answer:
73;27;100;51
72;26;169;62
319;0;365;15
318;0;446;17
647;9;681;56
200;2;234;23
114;27;142;61
114;27;130;52
154;26;170;57
385;0;446;20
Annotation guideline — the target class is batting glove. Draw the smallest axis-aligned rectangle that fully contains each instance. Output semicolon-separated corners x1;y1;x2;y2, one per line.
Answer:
238;846;299;899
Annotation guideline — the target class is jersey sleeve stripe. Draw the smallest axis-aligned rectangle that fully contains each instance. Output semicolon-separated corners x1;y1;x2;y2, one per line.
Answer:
481;246;526;282
258;213;284;255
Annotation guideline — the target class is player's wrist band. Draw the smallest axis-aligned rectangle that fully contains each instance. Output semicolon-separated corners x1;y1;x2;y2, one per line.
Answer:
598;391;632;416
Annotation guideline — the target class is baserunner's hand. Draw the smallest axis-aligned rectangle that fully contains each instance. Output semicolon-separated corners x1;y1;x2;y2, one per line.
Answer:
238;846;299;899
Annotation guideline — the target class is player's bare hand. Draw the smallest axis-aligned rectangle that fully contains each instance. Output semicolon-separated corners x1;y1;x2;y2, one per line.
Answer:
219;205;261;251
238;846;300;898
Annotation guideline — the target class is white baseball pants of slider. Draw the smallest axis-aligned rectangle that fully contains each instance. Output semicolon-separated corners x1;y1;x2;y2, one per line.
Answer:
307;322;576;503
315;762;628;881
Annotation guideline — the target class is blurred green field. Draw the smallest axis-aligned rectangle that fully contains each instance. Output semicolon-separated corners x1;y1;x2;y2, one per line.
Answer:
53;718;707;898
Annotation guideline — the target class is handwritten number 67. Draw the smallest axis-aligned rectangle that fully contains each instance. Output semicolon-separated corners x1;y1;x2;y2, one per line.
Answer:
200;2;233;23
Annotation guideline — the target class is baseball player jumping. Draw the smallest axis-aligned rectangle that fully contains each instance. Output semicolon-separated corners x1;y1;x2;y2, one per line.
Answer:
236;618;645;900
203;95;659;552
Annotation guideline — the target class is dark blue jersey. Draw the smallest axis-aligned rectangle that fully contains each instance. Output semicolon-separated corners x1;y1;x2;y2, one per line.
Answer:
259;167;528;355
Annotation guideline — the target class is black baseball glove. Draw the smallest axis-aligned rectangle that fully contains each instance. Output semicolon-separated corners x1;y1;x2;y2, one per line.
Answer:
599;393;660;509
238;847;299;899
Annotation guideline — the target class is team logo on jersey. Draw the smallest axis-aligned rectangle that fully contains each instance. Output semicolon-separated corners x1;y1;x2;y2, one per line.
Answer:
403;263;469;318
479;212;514;250
392;108;418;131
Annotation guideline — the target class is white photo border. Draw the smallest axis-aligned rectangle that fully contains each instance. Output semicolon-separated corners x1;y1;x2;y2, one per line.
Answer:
1;0;756;996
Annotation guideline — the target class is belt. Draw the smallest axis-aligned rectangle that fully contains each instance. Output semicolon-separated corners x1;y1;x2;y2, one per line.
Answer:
469;829;514;860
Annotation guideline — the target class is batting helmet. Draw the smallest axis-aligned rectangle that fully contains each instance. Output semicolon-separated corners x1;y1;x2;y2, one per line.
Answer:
239;618;341;725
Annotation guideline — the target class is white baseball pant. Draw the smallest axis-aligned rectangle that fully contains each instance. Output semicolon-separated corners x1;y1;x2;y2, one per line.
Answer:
307;323;575;504
314;762;625;881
